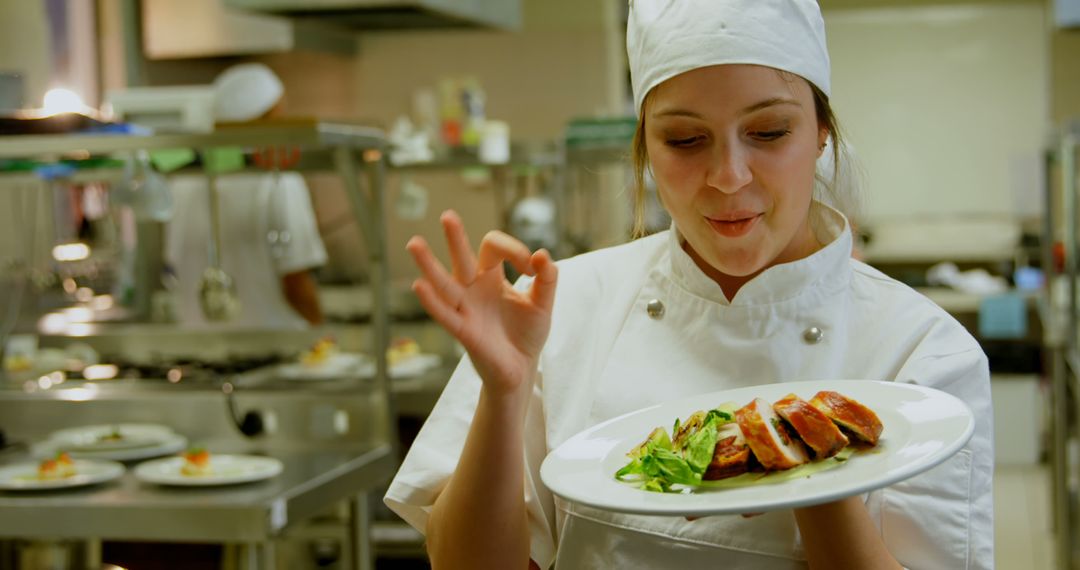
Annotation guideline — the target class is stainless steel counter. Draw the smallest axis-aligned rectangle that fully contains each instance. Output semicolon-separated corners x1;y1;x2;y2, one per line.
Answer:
0;443;394;543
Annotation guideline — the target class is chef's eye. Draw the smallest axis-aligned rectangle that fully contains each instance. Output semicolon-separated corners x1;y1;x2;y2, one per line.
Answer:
666;136;703;148
749;129;791;142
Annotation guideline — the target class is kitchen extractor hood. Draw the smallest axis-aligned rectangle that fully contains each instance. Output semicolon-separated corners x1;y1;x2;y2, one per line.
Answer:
223;0;521;31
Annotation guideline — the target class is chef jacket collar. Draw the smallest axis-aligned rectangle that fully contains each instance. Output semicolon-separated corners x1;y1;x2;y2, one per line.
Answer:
668;201;852;307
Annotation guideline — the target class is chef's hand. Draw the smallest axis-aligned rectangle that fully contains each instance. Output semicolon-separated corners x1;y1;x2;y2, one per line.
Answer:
407;210;558;398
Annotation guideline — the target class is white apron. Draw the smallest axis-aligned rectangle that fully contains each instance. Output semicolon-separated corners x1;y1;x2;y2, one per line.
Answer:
385;204;994;569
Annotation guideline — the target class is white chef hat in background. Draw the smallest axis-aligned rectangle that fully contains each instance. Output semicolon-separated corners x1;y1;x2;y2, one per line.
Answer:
212;63;284;122
627;0;831;114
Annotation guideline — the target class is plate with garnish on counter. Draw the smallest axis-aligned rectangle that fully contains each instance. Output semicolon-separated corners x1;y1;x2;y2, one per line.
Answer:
278;336;373;381
34;423;188;462
133;447;283;486
0;452;125;491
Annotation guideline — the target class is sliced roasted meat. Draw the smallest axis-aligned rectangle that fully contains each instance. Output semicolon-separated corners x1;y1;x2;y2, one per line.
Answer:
703;423;751;480
809;390;884;445
774;393;849;459
735;397;808;470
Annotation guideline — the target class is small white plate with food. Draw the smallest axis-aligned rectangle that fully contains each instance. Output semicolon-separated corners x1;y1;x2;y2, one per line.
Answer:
0;454;125;491
540;379;974;517
36;424;188;462
133;449;283;486
279;337;441;381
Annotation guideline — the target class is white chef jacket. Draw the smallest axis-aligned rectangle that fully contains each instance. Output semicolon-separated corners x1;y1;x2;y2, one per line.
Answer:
384;202;994;569
166;172;328;328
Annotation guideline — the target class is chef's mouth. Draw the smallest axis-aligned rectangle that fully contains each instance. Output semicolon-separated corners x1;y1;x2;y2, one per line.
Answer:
706;214;762;238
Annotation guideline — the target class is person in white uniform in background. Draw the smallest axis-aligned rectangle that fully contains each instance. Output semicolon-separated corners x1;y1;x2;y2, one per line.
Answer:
385;0;993;568
166;63;327;328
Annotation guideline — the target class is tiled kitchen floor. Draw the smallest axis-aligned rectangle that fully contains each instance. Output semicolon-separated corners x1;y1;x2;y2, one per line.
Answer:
995;463;1056;570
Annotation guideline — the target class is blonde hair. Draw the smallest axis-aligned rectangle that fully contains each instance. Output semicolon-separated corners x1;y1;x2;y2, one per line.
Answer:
630;80;858;238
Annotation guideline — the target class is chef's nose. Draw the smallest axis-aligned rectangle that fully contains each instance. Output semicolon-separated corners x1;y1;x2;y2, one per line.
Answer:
705;143;752;194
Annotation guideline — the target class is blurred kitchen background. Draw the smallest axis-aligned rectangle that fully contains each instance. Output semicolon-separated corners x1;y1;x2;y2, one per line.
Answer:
0;0;1077;568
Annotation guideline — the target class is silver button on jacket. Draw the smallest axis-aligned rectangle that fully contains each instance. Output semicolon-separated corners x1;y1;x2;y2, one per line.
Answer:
646;299;665;319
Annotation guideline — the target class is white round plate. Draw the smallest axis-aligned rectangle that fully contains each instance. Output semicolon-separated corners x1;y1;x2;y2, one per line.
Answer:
134;454;283;486
278;352;442;381
278;353;373;381
34;433;188;462
389;353;441;378
540;380;975;517
49;424;175;452
0;459;125;491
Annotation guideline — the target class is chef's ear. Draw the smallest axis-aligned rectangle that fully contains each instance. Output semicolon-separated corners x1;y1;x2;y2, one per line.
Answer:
817;129;830;157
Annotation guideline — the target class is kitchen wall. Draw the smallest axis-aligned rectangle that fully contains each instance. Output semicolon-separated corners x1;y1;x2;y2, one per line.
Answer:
0;1;50;107
1052;27;1080;122
824;2;1049;224
315;0;627;283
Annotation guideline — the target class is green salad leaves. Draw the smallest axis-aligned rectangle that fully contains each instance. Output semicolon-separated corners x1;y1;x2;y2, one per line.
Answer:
615;405;735;493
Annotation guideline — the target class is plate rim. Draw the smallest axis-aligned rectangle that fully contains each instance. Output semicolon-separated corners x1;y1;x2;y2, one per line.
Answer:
540;379;975;516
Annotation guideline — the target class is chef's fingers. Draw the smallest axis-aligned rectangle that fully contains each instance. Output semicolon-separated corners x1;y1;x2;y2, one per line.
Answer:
528;249;558;311
407;236;466;310
477;230;533;276
411;278;463;336
441;210;478;283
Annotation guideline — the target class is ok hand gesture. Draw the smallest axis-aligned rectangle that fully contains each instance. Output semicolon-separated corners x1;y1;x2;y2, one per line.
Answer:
407;210;558;398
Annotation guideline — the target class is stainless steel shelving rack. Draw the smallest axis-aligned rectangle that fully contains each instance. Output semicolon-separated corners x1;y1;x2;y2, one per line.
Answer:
0;121;397;570
1045;121;1080;570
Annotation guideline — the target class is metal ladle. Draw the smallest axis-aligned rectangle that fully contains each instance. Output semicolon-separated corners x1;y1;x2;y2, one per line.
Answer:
198;170;239;321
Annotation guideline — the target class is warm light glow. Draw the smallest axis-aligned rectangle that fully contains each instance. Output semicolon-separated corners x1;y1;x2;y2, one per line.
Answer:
91;295;114;310
63;307;94;323
63;278;78;294
40;313;70;334
38;376;53;389
75;287;94;303
62;385;100;402
53;243;90;262
83;364;118;380
166;368;183;383
67;323;94;337
42;88;85;115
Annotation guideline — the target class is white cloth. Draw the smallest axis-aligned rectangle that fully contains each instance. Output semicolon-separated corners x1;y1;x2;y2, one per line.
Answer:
628;0;831;113
165;172;327;328
384;203;994;569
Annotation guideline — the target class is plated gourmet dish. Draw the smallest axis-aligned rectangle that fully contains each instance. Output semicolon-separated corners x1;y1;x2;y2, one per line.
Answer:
180;447;212;477
37;452;76;480
615;390;883;493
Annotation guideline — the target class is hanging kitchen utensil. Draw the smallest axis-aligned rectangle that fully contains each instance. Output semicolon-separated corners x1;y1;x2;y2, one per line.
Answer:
198;169;239;321
254;146;300;259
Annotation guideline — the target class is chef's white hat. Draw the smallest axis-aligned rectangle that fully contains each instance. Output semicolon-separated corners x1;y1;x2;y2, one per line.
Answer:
627;0;831;114
212;63;284;122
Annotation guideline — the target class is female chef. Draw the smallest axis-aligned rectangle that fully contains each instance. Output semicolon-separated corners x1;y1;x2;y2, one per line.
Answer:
384;0;994;568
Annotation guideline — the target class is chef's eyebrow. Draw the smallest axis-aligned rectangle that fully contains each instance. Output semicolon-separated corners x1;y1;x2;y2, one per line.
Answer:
651;97;802;120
